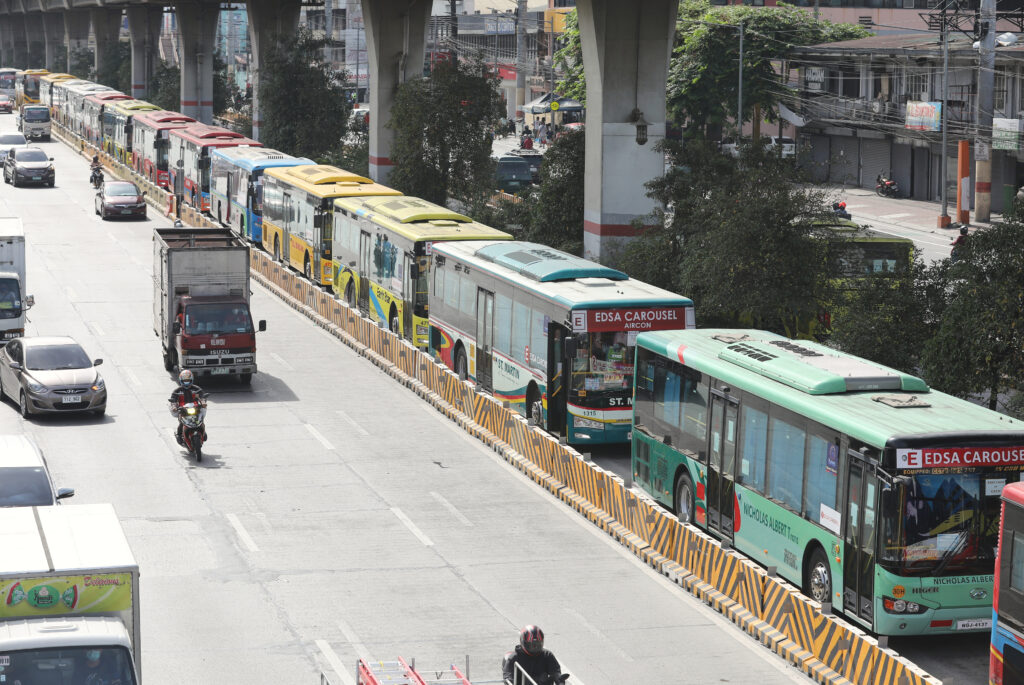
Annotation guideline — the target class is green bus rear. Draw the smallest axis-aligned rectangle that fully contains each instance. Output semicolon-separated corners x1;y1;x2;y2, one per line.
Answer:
631;329;1024;636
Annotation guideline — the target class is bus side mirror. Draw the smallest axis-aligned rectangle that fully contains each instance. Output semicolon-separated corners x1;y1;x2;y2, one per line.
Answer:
173;321;182;335
565;337;577;358
409;264;419;279
313;213;323;229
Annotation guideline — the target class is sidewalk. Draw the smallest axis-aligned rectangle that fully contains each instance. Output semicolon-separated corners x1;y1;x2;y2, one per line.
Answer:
835;186;1004;235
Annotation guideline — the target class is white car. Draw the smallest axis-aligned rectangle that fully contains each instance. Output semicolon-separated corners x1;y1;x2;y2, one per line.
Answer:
0;132;26;163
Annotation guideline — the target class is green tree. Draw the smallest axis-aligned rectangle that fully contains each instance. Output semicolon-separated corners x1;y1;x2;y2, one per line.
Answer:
554;10;585;104
669;1;867;139
521;127;585;253
921;222;1024;411
618;142;837;337
70;48;94;81
388;58;502;206
96;40;131;93
212;53;236;117
147;61;180;112
319;130;370;177
258;28;349;159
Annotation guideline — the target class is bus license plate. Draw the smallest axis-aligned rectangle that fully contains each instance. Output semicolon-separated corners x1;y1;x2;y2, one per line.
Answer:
61;395;82;404
956;618;991;630
211;367;229;375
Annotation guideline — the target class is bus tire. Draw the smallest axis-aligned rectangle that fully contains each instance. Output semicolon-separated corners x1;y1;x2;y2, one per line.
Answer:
389;307;400;335
345;281;356;308
526;384;543;427
273;236;280;262
455;346;468;381
804;545;832;605
304;254;312;281
674;471;694;523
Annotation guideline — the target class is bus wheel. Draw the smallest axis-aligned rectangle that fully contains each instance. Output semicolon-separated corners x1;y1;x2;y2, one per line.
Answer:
805;547;832;604
273;236;280;262
389;308;400;335
674;472;694;523
526;386;543;427
304;254;312;281
455;347;468;381
345;281;356;308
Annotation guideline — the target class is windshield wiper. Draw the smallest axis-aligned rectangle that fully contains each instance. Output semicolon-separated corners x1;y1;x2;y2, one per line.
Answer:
932;529;969;576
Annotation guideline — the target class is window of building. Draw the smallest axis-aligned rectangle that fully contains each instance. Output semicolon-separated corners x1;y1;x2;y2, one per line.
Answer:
995;68;1008;113
906;69;930;101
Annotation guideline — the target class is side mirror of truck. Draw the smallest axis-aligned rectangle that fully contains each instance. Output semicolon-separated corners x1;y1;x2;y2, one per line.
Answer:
173;321;182;336
93;358;103;366
56;487;75;500
24;295;34;309
258;320;267;332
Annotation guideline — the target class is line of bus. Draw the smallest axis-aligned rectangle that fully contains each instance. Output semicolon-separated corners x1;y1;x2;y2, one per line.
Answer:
210;147;314;244
0;67;18;101
38;72;74;113
131;110;196;189
260;165;401;286
103;100;160;164
167;124;261;212
332;196;511;346
990;482;1024;684
631;328;1024;636
429;240;695;445
82;92;131;149
15;68;48;106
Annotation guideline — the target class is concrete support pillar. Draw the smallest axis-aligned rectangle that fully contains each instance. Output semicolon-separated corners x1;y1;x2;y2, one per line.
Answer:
25;14;45;68
577;0;676;262
177;2;219;123
43;13;65;72
361;0;431;184
10;15;28;68
91;8;124;82
64;10;92;75
127;7;162;99
0;21;12;67
246;0;302;141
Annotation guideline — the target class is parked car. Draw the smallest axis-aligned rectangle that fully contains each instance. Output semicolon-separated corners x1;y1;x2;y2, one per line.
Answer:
512;149;544;182
3;146;54;187
495;155;533;194
0;132;26;163
0;434;74;507
0;336;107;418
0;95;12;114
96;181;147;220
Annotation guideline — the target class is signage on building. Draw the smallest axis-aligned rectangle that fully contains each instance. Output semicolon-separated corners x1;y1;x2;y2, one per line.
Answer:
993;118;1022;151
905;101;942;132
804;67;825;92
485;16;516;34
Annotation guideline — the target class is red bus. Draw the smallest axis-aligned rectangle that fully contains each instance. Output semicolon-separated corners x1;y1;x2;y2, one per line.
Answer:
167;124;261;212
992;481;1024;684
131;110;196;189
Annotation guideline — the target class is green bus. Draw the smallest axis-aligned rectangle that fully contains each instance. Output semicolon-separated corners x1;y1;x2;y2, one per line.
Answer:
631;328;1024;636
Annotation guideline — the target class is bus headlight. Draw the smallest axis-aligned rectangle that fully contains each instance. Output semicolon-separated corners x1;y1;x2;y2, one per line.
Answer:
574;416;603;430
882;596;927;614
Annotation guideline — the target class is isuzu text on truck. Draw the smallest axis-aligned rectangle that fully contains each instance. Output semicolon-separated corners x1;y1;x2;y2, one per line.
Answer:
0;504;141;684
0;217;33;344
153;227;265;383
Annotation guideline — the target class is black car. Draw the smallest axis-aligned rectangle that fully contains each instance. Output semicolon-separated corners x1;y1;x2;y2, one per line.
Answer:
95;181;147;220
3;146;54;187
512;149;544;182
495;155;533;194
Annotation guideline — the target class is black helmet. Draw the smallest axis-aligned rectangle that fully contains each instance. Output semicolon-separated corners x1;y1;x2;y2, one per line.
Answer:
520;625;544;655
960;226;968;236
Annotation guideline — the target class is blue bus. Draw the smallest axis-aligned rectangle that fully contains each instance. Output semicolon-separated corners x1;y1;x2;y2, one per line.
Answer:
209;146;314;243
428;240;695;445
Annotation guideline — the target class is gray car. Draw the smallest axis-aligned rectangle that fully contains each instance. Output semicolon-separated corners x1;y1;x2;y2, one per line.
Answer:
0;131;26;164
3;145;54;187
0;337;106;418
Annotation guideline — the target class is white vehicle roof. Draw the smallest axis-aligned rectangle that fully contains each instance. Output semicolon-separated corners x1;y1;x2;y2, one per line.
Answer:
0;616;132;652
0;216;25;238
0;434;43;468
0;504;136;575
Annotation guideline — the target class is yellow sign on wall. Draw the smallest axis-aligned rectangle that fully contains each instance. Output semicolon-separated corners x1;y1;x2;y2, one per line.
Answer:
545;9;573;34
0;574;133;617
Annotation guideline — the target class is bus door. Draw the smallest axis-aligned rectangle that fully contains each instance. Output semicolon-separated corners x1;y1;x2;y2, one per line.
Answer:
547;323;568;436
843;454;879;625
402;252;414;337
358;230;372;312
475;288;494;391
706;387;738;539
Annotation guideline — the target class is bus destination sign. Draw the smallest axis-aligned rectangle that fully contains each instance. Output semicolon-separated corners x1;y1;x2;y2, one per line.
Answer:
573;306;690;333
897;446;1024;469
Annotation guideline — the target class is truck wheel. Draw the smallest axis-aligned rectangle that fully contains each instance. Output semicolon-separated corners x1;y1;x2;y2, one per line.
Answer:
239;373;252;385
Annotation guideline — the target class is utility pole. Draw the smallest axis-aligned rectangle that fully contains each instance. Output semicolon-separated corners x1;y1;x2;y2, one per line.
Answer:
737;22;744;138
450;0;458;61
975;0;996;221
939;18;951;226
516;0;527;128
325;0;333;67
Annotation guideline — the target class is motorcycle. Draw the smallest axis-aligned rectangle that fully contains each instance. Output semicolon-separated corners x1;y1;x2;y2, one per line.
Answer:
832;201;851;220
172;400;207;461
90;165;103;189
875;173;900;198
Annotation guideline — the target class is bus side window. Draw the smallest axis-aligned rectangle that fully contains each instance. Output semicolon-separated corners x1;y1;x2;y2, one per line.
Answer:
767;416;806;513
739;405;768;493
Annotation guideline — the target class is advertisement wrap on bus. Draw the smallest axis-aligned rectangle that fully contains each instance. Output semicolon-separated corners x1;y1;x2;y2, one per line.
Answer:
631;329;1024;636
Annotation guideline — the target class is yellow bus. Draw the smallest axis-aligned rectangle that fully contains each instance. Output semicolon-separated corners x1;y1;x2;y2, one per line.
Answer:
15;69;48;106
38;73;76;114
260;165;401;285
332;196;512;346
103;100;160;163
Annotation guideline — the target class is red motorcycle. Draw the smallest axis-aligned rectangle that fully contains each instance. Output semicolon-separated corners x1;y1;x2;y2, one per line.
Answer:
875;172;900;198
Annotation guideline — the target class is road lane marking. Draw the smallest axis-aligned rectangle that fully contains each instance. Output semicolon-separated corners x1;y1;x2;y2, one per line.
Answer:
269;351;293;370
431;491;473;527
391;507;434;546
225;513;260;552
305;423;335;450
123;367;141;387
565;606;634;663
315;639;355;685
90;322;105;337
335;409;369;436
877;212;912;219
336;616;373;664
65;286;77;300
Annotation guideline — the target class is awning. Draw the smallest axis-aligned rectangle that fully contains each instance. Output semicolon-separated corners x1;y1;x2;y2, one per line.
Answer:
779;102;807;127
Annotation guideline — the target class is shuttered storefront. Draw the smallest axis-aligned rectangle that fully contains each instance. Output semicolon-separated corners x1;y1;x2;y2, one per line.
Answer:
829;136;859;186
859;138;891;189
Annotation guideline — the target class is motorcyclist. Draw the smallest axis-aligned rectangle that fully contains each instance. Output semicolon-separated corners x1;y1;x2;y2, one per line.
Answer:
168;369;207;445
950;225;969;262
502;625;564;685
90;155;103;186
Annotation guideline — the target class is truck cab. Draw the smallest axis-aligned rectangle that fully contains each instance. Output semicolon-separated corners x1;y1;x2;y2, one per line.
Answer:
17;105;51;141
0;616;137;685
172;294;265;382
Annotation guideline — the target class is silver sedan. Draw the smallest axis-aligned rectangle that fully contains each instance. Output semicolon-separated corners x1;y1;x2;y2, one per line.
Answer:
0;336;107;418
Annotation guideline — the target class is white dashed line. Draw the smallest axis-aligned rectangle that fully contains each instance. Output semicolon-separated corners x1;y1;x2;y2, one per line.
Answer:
391;507;434;547
315;639;355;685
336;615;373;664
431;491;473;527
269;351;293;371
335;409;369;436
305;423;335;450
90;322;105;337
225;513;260;552
65;286;78;300
877;212;912;219
123;367;141;387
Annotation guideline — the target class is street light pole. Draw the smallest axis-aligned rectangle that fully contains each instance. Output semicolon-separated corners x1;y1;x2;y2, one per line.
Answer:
939;23;951;226
738;22;744;137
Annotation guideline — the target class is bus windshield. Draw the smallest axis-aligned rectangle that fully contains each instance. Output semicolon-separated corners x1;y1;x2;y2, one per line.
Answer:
24;76;40;99
569;331;634;394
881;469;1013;576
0;74;15;90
